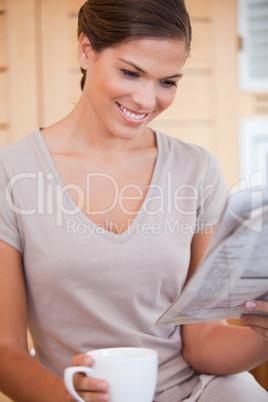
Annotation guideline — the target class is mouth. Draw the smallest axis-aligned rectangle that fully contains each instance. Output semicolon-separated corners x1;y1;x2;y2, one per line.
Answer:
116;103;149;123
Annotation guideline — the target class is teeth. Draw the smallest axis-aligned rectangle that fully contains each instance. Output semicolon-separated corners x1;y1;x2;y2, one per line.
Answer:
120;105;146;120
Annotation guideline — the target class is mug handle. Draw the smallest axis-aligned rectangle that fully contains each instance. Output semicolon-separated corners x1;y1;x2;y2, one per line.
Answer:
64;366;93;402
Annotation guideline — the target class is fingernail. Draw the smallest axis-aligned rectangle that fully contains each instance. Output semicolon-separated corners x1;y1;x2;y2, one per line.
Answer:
97;394;109;400
83;356;93;365
97;382;108;391
246;301;256;310
241;314;247;322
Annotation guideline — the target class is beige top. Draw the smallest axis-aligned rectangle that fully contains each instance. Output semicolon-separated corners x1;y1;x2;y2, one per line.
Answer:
0;128;227;400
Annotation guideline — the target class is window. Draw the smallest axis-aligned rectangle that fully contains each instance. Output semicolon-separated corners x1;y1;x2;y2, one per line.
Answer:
237;0;268;92
240;118;268;186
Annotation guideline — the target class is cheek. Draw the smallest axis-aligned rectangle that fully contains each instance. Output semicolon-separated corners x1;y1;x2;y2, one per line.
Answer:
158;90;177;112
100;74;130;97
89;67;122;98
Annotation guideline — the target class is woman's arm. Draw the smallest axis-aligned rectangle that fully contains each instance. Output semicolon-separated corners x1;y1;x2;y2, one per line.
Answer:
0;241;67;402
0;240;109;402
181;231;268;376
182;319;268;375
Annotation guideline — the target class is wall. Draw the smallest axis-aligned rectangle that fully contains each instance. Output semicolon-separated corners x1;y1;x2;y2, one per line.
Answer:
0;1;267;400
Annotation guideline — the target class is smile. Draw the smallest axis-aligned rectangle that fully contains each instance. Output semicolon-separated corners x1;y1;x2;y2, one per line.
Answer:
118;104;147;120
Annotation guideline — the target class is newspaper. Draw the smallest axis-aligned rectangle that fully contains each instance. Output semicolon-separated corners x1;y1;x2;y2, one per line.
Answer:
155;186;268;326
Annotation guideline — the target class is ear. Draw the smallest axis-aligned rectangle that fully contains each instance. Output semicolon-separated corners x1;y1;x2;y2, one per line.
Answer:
77;33;94;70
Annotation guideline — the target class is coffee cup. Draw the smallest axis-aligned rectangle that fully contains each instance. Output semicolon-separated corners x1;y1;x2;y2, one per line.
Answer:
64;347;158;402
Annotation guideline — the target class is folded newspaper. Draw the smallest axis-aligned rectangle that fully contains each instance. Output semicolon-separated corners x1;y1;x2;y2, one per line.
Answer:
155;186;268;326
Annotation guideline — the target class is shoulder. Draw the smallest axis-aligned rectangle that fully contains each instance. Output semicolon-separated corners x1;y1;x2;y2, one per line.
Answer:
0;128;40;158
0;128;42;175
156;130;221;173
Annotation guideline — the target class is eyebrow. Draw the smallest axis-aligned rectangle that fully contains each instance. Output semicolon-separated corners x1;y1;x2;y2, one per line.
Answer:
118;58;183;79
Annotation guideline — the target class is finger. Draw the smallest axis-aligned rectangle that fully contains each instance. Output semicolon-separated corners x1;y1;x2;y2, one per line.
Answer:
72;353;94;367
245;300;268;314
241;313;268;340
68;390;109;402
241;313;268;329
77;390;109;401
73;373;109;394
245;323;268;341
67;373;109;402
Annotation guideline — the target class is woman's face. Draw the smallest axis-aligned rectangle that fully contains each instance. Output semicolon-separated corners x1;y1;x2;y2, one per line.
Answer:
80;36;187;141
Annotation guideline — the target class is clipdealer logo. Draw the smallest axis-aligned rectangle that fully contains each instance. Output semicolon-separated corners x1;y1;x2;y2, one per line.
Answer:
5;170;215;227
65;217;213;238
228;171;265;233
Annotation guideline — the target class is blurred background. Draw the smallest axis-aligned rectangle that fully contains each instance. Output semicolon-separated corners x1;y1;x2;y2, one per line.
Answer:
0;0;267;400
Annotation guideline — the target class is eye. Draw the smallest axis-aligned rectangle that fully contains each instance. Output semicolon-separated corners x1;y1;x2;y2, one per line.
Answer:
160;80;178;88
120;69;140;78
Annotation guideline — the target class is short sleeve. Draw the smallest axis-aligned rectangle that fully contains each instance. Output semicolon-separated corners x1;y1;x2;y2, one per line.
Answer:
0;154;22;253
195;151;228;232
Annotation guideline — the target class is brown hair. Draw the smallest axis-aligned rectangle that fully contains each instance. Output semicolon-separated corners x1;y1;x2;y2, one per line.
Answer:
78;0;192;90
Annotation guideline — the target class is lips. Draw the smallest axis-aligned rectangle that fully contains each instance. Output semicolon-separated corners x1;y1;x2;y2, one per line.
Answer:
116;103;148;123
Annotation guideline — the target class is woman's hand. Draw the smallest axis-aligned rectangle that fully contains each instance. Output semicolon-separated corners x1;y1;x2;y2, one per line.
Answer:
67;354;109;401
241;300;268;341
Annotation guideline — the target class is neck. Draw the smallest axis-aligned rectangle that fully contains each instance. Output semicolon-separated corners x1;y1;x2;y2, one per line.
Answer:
54;94;147;155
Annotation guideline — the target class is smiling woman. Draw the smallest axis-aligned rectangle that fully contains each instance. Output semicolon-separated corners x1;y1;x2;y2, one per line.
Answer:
77;37;186;142
77;0;191;90
0;1;267;402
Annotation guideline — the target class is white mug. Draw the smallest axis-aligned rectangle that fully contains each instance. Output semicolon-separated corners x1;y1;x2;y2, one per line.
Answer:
64;347;158;402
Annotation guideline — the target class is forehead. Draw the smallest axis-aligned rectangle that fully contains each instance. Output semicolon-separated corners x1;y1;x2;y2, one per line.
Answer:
97;38;187;74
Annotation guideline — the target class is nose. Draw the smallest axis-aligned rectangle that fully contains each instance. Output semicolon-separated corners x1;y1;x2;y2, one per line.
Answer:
131;81;156;111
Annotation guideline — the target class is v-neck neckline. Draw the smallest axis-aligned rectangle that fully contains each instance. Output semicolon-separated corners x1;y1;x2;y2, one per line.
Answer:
36;127;163;243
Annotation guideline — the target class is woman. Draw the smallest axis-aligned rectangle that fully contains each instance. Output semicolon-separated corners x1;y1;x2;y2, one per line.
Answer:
0;1;267;401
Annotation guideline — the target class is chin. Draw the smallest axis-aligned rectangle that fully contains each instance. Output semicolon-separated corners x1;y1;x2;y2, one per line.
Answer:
111;124;145;141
